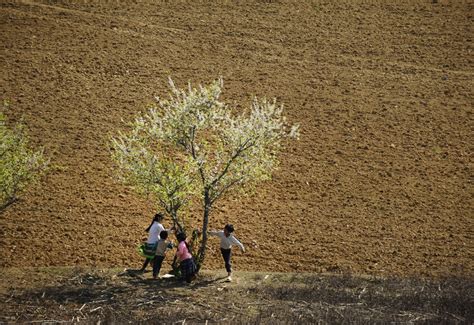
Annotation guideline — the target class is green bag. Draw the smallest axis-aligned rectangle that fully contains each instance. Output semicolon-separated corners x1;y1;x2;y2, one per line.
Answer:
138;243;157;259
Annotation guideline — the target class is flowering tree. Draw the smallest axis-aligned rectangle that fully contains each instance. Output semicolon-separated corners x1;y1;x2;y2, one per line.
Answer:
0;111;49;211
111;129;197;231
111;78;299;270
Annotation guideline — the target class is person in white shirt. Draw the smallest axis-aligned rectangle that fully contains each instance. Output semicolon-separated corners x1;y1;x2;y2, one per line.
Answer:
209;224;245;282
140;213;172;272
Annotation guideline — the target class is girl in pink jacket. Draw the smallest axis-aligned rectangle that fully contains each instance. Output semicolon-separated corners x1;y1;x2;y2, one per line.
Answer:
175;232;197;283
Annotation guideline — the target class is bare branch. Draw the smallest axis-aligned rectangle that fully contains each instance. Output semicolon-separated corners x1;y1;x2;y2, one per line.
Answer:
210;176;244;204
211;137;255;188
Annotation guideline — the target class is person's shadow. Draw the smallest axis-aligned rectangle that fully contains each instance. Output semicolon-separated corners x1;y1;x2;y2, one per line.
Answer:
118;268;228;289
8;269;228;312
3;269;232;324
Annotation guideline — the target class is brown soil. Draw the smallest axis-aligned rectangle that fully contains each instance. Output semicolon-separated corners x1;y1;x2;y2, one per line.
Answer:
0;0;472;278
1;267;472;323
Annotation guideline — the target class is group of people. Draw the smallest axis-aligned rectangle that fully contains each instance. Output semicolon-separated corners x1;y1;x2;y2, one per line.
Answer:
139;212;245;283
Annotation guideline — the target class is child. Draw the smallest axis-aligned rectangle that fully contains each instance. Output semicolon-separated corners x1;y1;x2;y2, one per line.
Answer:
209;224;245;282
175;232;197;283
152;230;173;279
140;212;171;272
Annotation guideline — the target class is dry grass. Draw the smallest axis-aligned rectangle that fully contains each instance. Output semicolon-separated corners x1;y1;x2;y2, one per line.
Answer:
1;267;472;324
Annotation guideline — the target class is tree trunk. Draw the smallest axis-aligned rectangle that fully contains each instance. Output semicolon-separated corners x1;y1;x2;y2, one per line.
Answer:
169;209;185;233
196;189;211;272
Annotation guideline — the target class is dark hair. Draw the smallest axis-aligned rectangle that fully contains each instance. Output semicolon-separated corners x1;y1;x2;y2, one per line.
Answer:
154;212;164;222
176;232;187;242
176;232;192;252
145;212;164;232
160;230;168;240
224;224;234;233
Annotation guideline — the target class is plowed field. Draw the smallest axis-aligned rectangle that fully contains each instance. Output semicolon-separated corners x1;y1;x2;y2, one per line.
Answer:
1;0;472;277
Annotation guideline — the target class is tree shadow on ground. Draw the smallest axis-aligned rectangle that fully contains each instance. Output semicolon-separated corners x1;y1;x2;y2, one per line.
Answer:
8;268;228;307
118;268;228;289
3;269;472;324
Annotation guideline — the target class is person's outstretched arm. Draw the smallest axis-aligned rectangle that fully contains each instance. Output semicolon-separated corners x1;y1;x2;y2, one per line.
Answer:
231;236;245;253
208;230;222;237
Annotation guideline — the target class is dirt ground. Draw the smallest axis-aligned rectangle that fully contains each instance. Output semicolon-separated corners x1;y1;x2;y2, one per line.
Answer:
0;0;472;278
1;267;472;323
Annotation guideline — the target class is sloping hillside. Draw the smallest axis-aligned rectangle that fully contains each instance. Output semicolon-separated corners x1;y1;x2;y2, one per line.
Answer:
0;0;472;277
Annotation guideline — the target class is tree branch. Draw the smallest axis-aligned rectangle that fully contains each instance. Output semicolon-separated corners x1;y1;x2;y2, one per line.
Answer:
190;125;207;185
211;137;255;188
210;176;244;204
0;196;17;212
